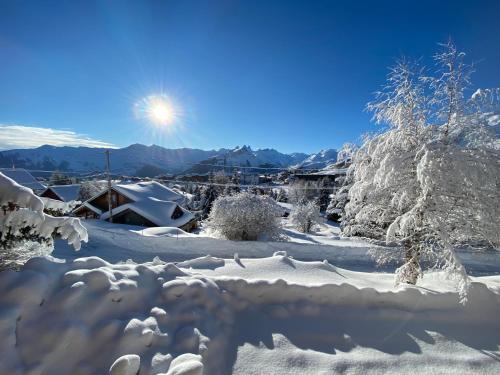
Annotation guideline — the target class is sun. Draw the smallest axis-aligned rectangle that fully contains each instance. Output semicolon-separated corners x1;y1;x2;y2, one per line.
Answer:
134;94;181;127
150;101;173;124
147;97;175;125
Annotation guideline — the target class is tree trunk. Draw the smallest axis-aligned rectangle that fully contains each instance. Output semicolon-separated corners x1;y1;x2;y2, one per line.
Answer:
403;241;421;285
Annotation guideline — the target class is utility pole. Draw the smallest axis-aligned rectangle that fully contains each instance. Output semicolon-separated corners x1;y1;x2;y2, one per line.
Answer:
105;150;113;223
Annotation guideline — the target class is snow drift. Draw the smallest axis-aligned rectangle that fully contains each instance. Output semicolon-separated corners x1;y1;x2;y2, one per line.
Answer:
1;253;499;374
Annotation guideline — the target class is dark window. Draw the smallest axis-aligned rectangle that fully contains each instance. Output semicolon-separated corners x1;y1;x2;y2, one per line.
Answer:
171;205;184;219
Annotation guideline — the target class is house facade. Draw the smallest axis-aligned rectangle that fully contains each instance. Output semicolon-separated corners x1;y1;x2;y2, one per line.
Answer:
73;181;197;232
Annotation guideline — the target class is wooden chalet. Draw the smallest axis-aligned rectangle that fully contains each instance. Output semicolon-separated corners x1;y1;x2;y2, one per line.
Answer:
73;181;197;232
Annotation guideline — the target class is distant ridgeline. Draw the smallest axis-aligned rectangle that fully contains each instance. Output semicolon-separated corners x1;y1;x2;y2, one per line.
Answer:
0;144;338;177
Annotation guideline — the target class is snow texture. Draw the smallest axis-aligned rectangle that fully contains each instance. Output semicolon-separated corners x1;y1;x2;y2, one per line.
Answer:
0;253;499;374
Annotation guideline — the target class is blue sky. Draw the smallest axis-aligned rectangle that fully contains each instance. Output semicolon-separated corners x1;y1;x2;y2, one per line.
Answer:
0;0;499;153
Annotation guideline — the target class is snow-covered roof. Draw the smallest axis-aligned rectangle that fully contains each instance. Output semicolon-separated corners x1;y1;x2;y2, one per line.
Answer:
311;168;348;176
78;201;103;215
44;184;81;202
0;168;46;191
100;197;195;228
112;181;185;204
75;181;194;228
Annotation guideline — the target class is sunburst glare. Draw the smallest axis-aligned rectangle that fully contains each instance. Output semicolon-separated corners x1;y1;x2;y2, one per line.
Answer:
134;94;181;127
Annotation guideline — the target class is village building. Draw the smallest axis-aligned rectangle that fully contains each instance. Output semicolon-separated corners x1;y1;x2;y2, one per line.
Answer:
40;184;81;202
292;160;350;183
73;181;197;232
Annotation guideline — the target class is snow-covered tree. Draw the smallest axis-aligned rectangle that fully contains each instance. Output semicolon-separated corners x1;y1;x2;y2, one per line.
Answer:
207;191;282;241
276;188;288;203
77;181;106;201
326;170;354;223
344;57;429;239
50;171;72;185
337;142;359;163
343;41;500;301
288;180;319;204
386;143;499;295
425;39;474;140
316;178;331;212
211;170;230;186
0;172;88;268
289;201;320;233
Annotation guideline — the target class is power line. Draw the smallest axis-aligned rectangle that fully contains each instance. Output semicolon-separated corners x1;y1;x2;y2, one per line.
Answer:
153;178;339;191
0;168;96;175
2;157;342;175
1;151;345;193
136;161;331;172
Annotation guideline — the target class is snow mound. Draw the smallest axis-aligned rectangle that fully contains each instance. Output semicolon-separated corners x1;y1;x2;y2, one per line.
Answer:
109;354;141;375
131;227;196;238
1;255;499;374
176;255;225;270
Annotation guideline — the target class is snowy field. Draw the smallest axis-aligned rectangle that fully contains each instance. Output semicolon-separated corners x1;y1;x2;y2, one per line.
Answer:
52;220;500;276
1;220;499;374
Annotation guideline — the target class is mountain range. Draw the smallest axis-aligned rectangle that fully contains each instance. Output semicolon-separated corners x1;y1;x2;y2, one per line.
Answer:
0;144;338;176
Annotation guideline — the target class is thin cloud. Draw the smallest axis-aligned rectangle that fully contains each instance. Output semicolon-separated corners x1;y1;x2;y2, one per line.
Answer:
0;125;116;150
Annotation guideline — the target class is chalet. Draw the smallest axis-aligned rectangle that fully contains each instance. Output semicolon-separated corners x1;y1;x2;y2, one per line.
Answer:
0;168;46;193
292;161;350;183
40;184;81;202
292;173;337;183
73;181;196;232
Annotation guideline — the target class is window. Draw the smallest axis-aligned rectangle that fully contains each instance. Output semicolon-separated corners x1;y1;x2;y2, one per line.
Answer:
171;205;184;219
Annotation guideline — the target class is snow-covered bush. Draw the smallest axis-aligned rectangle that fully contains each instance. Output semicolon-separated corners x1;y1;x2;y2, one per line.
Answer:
0;172;88;268
343;41;500;301
207;191;282;240
289;201;320;233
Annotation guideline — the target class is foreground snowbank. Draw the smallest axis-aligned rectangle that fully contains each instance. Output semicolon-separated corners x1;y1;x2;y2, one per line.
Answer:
1;254;499;374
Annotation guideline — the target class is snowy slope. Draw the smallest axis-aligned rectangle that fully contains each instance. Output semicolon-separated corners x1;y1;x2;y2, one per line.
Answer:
183;145;309;174
51;220;500;276
1;252;499;375
0;144;224;175
217;145;308;167
292;148;338;170
0;144;310;175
